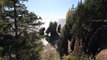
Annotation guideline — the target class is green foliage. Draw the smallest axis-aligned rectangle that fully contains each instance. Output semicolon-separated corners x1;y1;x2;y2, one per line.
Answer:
45;21;60;46
60;0;107;58
64;53;94;60
58;24;61;33
39;27;45;35
66;9;74;28
46;21;58;35
0;47;4;54
0;20;7;29
0;0;4;7
0;0;43;60
64;53;76;60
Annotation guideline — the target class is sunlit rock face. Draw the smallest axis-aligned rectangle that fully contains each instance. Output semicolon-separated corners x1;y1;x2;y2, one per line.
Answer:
96;49;107;60
41;38;49;46
41;38;60;60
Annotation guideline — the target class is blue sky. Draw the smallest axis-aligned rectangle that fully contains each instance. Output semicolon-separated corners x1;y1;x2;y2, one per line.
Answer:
24;0;84;28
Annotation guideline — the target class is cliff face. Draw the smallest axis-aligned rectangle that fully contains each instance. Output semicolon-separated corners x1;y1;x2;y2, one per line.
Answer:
96;49;107;60
41;39;60;60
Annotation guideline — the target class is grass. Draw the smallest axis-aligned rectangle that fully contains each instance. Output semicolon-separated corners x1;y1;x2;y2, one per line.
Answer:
64;52;94;60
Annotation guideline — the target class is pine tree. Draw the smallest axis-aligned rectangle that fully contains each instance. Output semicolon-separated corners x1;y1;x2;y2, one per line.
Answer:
0;0;43;60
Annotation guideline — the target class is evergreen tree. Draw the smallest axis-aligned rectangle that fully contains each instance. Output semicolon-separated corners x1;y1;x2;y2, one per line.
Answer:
58;24;61;33
0;0;43;60
39;27;45;35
